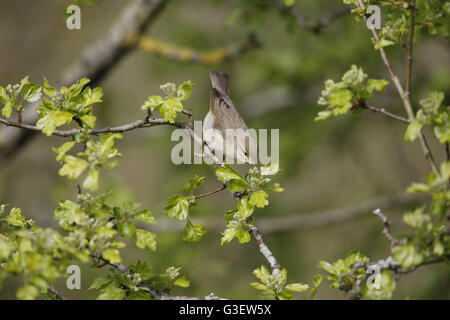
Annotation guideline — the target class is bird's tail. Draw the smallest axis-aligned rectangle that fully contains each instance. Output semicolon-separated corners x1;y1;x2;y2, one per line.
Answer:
209;70;229;95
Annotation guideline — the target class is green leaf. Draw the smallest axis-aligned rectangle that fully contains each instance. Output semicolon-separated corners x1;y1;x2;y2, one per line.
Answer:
181;175;206;193
183;219;207;243
36;110;73;136
5;208;26;227
82;87;103;107
173;276;190;288
367;79;389;93
260;163;279;176
97;284;125;300
285;283;309;293
328;88;353;114
102;248;122;264
420;91;444;115
392;243;423;269
1;101;12;118
43;78;57;98
361;270;396;300
83;167;99;191
22;83;42;103
237;197;254;219
177;81;194;101
406;182;430;193
235;229;251;243
52;141;76;162
164;194;189;220
17;285;40;300
80;113;96;128
220;228;236;245
227;179;248;192
260;182;284;193
135;229;157;250
253;265;270;283
89;277;112;290
134;209;156;225
0;238;11;259
141;95;164;111
160;97;183;123
216;165;244;182
118;221;136;239
54;200;86;228
374;39;395;49
309;274;324;299
282;0;295;6
404;121;423;141
58;155;89;179
249;190;269;208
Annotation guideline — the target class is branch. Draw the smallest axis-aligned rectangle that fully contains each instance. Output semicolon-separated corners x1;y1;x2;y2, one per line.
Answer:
249;225;281;271
193;184;226;200
90;253;226;300
356;0;438;174
138;33;261;64
277;3;350;33
405;0;416;95
372;208;399;252
363;104;411;124
0;0;169;163
0;116;185;137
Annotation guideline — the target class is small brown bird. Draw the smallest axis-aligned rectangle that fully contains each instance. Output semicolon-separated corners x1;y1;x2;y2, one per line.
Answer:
203;70;257;164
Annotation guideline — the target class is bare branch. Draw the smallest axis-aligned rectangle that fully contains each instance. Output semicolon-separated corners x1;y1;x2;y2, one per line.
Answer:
277;3;350;33
138;33;261;64
249;225;281;271
372;208;399;252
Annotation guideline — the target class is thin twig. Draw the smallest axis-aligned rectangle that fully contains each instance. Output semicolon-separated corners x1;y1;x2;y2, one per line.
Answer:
405;0;416;95
364;104;411;124
193;184;226;200
356;0;438;174
372;208;399;252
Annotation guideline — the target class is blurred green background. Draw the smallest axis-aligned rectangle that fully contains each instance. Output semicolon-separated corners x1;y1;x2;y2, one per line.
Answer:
0;0;449;299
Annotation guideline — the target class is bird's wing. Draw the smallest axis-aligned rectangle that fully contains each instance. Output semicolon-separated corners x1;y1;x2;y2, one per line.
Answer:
210;88;248;135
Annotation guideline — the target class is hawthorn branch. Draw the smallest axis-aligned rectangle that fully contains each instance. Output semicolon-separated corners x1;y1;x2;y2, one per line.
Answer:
0;116;185;137
249;225;281;271
90;253;225;300
372;208;399;252
0;0;169;163
193;184;226;200
356;0;438;174
363;104;411;124
276;3;350;33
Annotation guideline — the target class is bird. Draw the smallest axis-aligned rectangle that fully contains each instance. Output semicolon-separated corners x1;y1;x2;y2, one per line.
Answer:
203;70;257;165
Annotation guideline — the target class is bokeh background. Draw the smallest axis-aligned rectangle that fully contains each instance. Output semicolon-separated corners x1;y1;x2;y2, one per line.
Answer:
0;0;449;299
